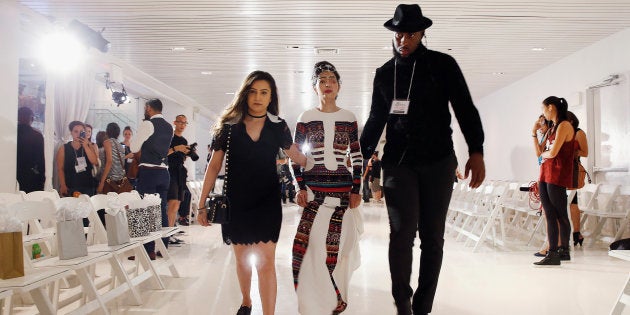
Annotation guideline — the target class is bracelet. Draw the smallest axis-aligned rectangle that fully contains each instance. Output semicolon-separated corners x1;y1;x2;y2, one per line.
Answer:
532;134;537;137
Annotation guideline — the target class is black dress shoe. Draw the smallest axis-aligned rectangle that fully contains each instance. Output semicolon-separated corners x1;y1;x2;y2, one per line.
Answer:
236;305;251;315
395;300;412;315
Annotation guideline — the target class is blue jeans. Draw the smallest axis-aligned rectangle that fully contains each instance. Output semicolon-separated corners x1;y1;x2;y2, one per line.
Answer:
136;167;170;253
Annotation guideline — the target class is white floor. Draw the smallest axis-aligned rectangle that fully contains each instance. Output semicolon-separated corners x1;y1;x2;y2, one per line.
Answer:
12;202;630;315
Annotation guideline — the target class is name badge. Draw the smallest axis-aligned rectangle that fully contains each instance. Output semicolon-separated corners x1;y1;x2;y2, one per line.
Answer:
390;99;410;115
75;156;87;173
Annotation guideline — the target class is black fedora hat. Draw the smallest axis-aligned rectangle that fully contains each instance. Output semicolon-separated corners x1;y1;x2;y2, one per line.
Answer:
384;4;433;32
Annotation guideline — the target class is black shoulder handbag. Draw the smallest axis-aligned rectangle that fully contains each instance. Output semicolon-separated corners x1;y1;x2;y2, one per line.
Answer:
205;125;231;224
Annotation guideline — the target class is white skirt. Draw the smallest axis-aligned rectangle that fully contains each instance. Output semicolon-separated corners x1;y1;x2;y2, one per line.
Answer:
295;196;364;315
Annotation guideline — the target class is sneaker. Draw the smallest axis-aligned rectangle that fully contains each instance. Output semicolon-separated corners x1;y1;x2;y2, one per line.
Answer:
178;216;190;226
169;236;183;245
533;250;560;267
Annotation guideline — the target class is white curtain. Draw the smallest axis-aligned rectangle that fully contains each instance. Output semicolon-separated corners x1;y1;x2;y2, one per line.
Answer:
47;67;96;190
54;68;95;143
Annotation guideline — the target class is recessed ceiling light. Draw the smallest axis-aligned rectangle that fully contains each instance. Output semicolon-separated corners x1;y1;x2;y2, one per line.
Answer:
226;92;235;95
314;47;339;55
531;47;546;51
172;47;186;51
201;71;212;75
492;72;505;75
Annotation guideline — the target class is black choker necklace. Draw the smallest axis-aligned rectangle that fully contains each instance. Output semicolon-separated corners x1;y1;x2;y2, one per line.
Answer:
247;112;266;118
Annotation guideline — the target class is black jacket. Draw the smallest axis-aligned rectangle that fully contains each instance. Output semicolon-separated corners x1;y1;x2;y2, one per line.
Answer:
360;46;484;167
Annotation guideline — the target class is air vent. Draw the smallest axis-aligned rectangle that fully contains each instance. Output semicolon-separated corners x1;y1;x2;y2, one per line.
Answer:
314;47;339;55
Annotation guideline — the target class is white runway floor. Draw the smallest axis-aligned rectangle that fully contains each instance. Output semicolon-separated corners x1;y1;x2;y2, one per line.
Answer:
11;202;630;315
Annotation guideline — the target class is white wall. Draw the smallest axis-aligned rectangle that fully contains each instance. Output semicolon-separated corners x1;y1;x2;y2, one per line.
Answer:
0;1;19;192
468;27;630;182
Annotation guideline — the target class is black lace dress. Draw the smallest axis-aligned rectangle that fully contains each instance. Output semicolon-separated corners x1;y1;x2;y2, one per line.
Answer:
211;115;293;245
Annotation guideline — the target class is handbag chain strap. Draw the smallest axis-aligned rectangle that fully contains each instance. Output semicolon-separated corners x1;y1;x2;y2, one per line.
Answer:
223;125;231;196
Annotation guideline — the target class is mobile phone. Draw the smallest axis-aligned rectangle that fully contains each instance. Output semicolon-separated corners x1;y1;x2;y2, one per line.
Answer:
79;130;86;138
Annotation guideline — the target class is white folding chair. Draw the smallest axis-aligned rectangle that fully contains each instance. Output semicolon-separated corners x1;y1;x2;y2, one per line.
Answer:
0;191;26;206
580;184;620;247
23;190;60;202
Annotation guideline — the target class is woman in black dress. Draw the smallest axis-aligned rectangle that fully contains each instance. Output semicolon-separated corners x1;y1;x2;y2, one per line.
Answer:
198;71;308;315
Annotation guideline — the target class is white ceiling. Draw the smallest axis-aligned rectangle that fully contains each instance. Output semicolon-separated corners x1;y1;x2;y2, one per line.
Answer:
18;0;630;125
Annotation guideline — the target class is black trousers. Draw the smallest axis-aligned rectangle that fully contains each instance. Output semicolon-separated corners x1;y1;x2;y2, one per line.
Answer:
538;181;570;250
382;153;456;314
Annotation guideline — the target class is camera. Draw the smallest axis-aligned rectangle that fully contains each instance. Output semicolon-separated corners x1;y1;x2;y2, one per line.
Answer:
79;130;86;138
186;142;200;161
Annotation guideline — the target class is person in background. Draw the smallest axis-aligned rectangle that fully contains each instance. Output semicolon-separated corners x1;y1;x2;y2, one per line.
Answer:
94;131;108;181
84;123;100;163
16;107;45;193
567;111;588;246
122;126;135;179
533;114;555;257
531;96;574;266
291;61;362;314
97;123;126;194
370;151;383;202
57;121;99;197
359;5;485;315
167;114;197;243
131;99;174;260
197;71;308;315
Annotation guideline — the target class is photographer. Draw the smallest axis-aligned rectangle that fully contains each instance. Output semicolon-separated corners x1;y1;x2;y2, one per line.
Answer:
56;121;98;197
167;115;199;241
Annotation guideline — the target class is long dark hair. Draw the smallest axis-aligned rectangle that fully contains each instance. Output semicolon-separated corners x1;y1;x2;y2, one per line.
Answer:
542;96;569;126
213;71;279;134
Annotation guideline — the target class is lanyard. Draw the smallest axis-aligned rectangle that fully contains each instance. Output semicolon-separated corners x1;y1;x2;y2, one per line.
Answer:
394;59;416;100
73;143;84;165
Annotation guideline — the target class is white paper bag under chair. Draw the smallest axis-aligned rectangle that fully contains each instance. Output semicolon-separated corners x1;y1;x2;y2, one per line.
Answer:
105;211;130;246
56;219;88;260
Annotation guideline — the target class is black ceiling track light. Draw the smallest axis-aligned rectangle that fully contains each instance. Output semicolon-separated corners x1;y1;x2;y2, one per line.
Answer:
105;73;128;106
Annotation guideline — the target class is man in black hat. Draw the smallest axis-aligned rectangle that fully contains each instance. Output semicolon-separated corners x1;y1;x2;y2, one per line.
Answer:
360;4;485;315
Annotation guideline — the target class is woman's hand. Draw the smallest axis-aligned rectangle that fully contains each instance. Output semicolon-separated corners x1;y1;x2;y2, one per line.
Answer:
296;190;308;207
197;201;211;226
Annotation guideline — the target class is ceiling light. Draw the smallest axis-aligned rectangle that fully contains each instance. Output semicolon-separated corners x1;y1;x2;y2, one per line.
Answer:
226;92;235;95
112;88;128;105
172;47;187;51
201;71;212;75
531;47;546;51
314;47;339;55
105;73;129;106
68;19;110;53
492;72;505;75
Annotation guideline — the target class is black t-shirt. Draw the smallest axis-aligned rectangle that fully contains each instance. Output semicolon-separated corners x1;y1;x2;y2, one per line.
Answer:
168;134;188;171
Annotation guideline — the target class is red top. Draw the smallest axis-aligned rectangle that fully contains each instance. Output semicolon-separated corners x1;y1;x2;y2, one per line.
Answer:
539;129;576;187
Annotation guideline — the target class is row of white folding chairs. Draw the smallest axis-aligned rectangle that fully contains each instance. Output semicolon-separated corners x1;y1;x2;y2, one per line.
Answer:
446;180;509;252
578;183;630;247
447;180;630;251
1;193;127;314
1;190;179;314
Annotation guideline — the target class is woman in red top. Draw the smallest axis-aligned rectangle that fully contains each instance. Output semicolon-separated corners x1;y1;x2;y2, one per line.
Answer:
531;96;575;266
